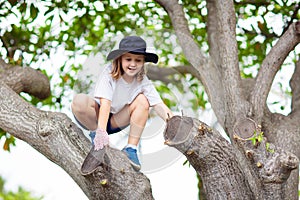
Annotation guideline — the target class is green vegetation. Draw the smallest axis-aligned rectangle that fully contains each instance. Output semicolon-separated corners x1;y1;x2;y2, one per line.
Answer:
0;176;43;200
0;0;299;198
0;0;298;151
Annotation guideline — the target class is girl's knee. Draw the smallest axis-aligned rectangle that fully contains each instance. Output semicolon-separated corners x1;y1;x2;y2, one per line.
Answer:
71;93;88;113
132;94;150;110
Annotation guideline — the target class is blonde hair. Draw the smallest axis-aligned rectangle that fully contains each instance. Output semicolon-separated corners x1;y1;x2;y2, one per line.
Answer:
111;55;146;82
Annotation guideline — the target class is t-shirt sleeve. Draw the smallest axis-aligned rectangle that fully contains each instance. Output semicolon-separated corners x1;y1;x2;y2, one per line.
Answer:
142;77;163;106
94;65;114;101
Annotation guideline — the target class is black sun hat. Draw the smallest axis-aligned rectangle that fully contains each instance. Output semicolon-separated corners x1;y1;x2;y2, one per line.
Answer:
106;36;159;64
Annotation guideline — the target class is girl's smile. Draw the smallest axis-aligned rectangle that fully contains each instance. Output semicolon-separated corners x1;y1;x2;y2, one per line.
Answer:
121;53;145;83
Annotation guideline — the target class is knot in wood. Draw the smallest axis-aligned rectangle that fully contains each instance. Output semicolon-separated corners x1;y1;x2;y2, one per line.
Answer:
197;124;205;135
245;150;254;160
186;149;194;155
280;152;299;170
256;161;263;168
37;116;54;137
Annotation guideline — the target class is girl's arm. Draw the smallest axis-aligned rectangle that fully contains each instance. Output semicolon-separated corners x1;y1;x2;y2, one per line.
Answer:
94;97;111;150
97;97;111;130
153;102;174;121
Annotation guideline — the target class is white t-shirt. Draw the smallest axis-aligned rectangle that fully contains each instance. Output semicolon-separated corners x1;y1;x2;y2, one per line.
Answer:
94;65;163;114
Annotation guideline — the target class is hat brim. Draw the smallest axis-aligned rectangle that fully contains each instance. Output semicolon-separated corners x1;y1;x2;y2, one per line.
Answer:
107;50;158;64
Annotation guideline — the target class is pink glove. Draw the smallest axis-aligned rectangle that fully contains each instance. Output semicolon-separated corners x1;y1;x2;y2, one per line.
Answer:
94;128;109;151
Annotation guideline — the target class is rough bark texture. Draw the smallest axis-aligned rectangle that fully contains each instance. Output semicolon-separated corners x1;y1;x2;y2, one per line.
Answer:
1;0;300;200
157;0;300;199
233;118;299;199
0;60;50;99
0;62;154;200
156;0;300;199
164;116;299;200
164;116;255;200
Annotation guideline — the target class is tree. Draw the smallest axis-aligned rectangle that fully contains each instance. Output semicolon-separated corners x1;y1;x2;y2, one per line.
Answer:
0;176;43;200
0;0;299;199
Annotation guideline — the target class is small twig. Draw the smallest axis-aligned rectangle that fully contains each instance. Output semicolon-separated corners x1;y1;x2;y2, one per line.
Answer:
166;113;171;122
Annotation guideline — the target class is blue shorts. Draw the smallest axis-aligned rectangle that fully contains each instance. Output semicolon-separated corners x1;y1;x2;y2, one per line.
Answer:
74;113;129;144
73;113;126;134
72;99;129;143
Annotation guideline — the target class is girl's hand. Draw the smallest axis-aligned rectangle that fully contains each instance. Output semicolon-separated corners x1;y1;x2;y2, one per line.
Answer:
94;128;109;151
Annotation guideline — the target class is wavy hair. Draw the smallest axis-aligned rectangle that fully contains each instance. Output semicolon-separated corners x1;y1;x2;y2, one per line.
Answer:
110;55;145;82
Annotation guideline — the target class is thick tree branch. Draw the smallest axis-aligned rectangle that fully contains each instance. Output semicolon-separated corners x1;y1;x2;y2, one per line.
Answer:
155;0;230;127
154;0;222;101
206;0;246;119
0;82;154;200
0;58;9;71
282;2;300;36
233;118;299;199
164;116;299;200
164;116;255;199
290;58;300;116
146;64;199;84
234;0;270;6
0;59;50;99
261;108;300;200
155;0;206;69
250;21;300;122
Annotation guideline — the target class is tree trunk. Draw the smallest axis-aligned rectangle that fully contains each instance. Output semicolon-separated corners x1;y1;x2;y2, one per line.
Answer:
164;116;299;200
0;63;154;200
1;0;300;198
164;116;254;199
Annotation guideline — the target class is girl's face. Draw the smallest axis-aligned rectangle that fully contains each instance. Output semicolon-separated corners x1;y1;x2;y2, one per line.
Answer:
121;53;145;82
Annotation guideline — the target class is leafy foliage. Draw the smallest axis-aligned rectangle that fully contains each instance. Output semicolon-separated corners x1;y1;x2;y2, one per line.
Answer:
235;0;299;76
0;0;299;198
249;131;264;146
0;129;15;152
0;0;299;148
0;176;43;200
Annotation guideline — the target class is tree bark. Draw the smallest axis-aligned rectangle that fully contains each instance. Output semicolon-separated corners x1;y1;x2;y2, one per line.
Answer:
1;0;300;199
0;63;154;200
164;116;255;199
250;21;300;122
164;116;299;200
0;60;50;99
233;117;299;199
156;0;300;198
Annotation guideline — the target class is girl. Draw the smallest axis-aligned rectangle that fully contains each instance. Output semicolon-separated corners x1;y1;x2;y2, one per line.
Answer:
71;36;173;171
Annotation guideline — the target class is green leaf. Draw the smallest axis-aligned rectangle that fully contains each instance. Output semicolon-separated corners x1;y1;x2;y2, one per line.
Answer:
29;4;38;21
257;132;263;143
183;159;189;166
0;129;6;140
250;136;256;146
3;135;15;152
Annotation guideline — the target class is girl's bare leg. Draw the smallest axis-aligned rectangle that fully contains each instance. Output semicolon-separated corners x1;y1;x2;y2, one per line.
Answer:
71;93;98;131
111;94;149;146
